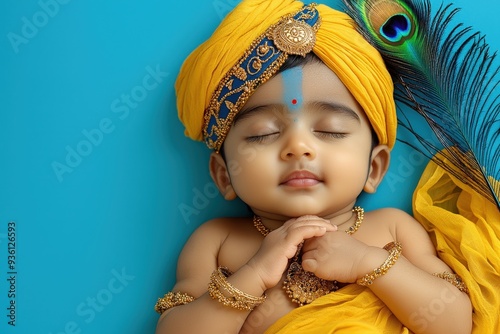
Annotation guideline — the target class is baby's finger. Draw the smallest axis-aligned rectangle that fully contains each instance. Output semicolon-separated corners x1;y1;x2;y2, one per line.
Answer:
282;225;331;252
301;257;318;273
284;215;338;232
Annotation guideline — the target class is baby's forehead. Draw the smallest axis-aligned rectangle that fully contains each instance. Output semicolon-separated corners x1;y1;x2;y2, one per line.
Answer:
243;61;365;115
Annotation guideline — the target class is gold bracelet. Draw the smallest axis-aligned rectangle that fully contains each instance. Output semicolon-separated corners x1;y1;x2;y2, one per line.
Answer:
208;266;266;311
356;241;403;286
433;271;469;294
154;291;195;314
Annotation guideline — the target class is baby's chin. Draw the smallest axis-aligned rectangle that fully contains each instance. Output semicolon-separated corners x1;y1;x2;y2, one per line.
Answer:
267;210;332;221
279;205;339;219
248;199;351;221
277;207;355;222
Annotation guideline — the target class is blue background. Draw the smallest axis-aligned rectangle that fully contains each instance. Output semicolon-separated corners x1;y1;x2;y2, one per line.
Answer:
0;0;498;333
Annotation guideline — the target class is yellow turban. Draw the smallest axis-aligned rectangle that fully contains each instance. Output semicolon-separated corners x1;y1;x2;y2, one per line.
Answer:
176;0;397;151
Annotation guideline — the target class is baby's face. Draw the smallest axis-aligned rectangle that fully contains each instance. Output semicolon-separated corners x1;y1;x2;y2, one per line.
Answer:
222;61;378;220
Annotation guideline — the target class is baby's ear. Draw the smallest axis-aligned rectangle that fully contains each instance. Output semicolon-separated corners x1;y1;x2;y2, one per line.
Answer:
364;145;391;193
209;152;237;200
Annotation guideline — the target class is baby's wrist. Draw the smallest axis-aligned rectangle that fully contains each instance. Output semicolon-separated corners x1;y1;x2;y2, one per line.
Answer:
356;242;403;286
238;262;269;295
208;266;266;311
356;246;391;282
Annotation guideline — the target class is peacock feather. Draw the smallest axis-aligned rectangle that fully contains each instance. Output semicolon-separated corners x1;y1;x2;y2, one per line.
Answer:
342;0;500;209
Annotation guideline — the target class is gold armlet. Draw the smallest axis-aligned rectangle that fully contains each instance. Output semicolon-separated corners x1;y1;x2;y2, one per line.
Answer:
433;271;469;294
356;241;403;286
154;291;195;314
208;266;266;311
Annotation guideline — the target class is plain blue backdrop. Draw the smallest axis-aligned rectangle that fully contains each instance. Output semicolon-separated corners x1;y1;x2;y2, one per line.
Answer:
0;0;498;333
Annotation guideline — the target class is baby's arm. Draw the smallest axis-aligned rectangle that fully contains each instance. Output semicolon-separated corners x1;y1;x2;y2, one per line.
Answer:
155;219;262;333
155;216;336;334
301;208;472;333
360;209;472;334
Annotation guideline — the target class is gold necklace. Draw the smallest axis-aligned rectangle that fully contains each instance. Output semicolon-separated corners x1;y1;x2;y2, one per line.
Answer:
253;206;364;306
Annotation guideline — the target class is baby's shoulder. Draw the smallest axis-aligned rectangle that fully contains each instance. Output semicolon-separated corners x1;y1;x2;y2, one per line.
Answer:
364;207;422;233
174;217;254;297
177;217;253;266
188;216;253;246
366;207;429;237
181;216;258;271
366;207;413;224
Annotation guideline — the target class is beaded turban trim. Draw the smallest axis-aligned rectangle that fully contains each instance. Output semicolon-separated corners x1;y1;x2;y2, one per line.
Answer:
203;4;321;152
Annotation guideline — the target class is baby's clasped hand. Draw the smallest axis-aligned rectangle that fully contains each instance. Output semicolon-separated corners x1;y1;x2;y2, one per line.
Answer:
247;215;337;290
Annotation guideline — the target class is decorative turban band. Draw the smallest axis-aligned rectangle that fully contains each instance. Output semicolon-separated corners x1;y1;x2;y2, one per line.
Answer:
176;0;397;152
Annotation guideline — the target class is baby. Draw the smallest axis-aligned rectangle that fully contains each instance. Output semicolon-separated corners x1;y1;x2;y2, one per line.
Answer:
155;1;472;333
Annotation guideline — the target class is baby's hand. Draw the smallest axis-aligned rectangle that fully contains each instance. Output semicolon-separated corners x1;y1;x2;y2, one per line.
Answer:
246;215;337;291
301;231;381;283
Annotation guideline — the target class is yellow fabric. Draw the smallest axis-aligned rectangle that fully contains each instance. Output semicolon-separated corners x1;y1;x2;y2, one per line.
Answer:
266;284;410;333
176;0;397;149
412;160;500;333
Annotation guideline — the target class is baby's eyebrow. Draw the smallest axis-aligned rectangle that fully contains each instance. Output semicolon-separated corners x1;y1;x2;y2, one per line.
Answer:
306;101;361;122
234;104;286;125
233;101;360;126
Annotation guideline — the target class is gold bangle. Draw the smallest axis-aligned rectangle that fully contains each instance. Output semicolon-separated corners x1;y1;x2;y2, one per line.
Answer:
208;266;266;311
433;271;469;294
356;241;403;286
154;291;195;314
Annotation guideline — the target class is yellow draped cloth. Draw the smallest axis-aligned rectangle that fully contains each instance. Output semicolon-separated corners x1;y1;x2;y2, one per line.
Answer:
413;160;500;333
266;284;410;333
266;159;500;333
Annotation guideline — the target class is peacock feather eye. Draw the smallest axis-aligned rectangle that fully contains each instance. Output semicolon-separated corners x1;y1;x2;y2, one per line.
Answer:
362;0;416;46
380;13;412;44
